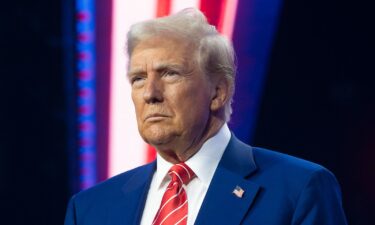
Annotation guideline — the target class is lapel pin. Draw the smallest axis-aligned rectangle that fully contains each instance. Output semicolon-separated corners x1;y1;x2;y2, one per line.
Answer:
232;185;245;198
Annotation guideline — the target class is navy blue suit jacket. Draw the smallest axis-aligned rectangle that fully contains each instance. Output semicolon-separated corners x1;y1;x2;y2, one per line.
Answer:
64;135;347;225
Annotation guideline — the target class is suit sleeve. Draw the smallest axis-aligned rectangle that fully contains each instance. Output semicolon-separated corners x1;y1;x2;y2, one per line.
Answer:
64;195;77;225
291;168;348;225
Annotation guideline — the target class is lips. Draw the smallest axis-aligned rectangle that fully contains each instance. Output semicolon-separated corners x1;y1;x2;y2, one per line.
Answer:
144;113;169;121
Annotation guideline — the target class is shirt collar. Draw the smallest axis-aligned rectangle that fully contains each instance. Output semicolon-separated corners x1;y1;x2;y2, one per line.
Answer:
155;124;231;189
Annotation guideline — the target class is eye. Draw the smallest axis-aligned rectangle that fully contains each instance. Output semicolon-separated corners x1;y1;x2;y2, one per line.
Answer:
130;76;145;86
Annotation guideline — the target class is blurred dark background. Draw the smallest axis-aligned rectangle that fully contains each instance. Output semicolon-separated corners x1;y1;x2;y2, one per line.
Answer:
1;0;72;224
252;0;375;224
1;0;374;224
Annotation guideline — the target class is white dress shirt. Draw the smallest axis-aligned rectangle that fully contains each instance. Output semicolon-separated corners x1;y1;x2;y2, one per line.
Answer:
140;124;231;225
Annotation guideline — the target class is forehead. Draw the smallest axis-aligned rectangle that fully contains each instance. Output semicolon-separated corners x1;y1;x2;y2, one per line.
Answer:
129;37;195;70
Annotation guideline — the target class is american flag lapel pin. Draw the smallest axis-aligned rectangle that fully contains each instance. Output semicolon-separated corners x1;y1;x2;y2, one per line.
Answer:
233;185;245;198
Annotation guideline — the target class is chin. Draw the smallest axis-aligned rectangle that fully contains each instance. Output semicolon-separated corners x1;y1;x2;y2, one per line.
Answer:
146;137;168;146
141;129;173;146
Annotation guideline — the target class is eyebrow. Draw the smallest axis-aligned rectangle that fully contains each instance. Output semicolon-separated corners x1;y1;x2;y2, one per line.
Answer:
128;67;145;77
128;62;184;76
154;63;184;73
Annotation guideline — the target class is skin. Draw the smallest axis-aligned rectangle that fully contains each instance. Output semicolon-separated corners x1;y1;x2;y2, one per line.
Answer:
128;36;230;163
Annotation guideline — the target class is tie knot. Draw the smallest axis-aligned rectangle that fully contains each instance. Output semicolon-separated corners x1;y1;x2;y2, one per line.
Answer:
168;163;195;185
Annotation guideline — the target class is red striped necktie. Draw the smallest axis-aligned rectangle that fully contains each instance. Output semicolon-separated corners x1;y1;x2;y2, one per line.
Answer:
152;163;196;225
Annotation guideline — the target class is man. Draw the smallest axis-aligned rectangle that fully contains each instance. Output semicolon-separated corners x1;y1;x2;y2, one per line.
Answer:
64;8;347;225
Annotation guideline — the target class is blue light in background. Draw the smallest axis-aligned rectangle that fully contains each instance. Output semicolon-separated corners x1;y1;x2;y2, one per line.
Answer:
76;0;96;190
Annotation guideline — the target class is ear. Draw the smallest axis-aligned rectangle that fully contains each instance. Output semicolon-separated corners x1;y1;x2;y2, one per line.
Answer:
210;78;230;112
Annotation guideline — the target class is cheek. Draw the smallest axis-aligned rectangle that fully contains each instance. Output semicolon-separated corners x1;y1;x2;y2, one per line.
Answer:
171;88;211;120
131;91;144;116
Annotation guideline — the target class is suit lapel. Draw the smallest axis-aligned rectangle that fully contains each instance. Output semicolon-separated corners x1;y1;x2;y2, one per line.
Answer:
108;162;156;225
194;135;260;225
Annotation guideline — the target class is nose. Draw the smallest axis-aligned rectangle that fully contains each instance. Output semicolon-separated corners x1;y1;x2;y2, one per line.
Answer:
143;76;163;104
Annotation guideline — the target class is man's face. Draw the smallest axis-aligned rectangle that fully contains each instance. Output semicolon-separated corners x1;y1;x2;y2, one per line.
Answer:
128;37;214;152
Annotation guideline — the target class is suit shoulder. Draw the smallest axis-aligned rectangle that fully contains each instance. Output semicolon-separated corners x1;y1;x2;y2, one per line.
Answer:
252;147;333;178
250;147;342;205
72;162;154;201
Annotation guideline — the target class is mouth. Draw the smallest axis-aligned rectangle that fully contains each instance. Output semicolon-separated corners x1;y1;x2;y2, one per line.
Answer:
144;113;169;122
